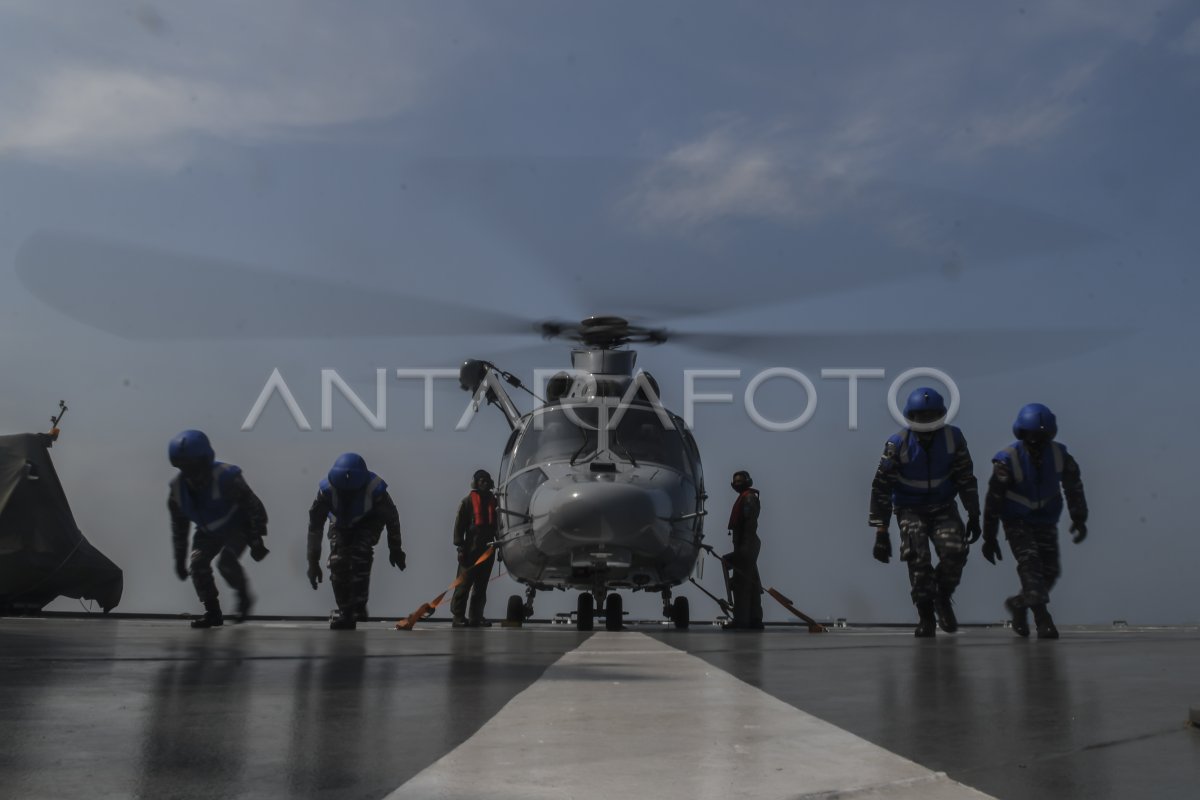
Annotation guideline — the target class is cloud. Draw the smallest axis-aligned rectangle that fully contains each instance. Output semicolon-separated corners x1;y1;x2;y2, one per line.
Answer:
950;59;1102;157
0;3;474;168
1171;16;1200;55
622;124;819;228
621;3;1178;230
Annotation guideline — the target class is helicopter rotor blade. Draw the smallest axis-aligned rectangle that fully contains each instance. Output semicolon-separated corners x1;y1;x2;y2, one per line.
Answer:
14;156;1104;343
412;157;1102;316
15;231;536;340
660;327;1133;376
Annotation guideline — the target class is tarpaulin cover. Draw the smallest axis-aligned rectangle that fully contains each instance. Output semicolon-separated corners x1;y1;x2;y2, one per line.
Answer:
0;434;122;612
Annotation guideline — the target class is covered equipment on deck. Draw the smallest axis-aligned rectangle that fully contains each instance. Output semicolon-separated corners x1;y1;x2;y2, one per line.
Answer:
0;433;122;613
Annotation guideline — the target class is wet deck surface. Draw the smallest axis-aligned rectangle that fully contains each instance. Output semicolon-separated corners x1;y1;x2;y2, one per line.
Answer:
649;625;1200;799
0;617;1197;799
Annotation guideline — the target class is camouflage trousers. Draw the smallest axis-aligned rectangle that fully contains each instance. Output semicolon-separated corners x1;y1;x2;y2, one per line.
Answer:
896;504;968;605
1003;519;1061;608
190;529;249;605
328;528;377;615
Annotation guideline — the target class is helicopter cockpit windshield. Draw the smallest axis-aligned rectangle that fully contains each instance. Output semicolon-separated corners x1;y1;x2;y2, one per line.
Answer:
609;408;687;471
514;406;600;469
512;405;688;472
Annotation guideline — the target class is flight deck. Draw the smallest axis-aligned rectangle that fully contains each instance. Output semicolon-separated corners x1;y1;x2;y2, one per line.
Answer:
1;618;1197;799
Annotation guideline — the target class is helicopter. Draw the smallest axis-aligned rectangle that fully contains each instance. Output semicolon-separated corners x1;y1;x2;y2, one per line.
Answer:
459;315;707;631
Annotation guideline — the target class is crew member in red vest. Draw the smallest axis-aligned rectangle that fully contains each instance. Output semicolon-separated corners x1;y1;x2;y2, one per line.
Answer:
727;470;763;630
450;469;499;627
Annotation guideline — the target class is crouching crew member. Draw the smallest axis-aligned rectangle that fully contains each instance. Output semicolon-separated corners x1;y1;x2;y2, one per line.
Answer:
168;430;269;628
308;453;405;630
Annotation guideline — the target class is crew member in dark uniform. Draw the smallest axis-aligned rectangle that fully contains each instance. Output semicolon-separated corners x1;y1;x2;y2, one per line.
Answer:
727;470;763;630
307;453;405;630
450;469;498;628
168;429;269;628
982;403;1088;639
869;388;980;637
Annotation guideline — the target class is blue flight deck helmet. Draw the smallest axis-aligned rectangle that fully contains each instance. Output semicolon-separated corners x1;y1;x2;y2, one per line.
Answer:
903;387;947;425
169;429;215;471
1013;403;1057;442
328;453;371;491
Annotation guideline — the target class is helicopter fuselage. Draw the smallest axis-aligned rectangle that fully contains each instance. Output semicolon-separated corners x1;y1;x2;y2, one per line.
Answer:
496;398;706;595
460;339;709;602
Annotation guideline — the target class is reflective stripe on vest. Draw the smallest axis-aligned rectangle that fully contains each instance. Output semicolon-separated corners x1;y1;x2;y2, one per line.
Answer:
1003;443;1064;510
328;475;384;528
895;427;955;490
175;464;241;532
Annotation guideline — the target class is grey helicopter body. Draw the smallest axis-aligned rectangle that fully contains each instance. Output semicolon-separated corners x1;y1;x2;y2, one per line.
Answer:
459;317;707;630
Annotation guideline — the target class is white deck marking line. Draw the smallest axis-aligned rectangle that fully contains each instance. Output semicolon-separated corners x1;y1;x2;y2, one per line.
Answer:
387;632;994;800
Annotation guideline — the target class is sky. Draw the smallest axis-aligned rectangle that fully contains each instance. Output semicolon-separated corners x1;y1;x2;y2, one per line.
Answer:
1;1;1198;624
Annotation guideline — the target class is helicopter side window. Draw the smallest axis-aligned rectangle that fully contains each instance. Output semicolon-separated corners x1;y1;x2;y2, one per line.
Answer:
609;409;687;471
498;427;520;482
681;425;703;485
514;407;599;469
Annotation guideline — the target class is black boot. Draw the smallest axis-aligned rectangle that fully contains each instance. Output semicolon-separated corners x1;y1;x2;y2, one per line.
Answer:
1032;605;1059;639
329;612;357;631
355;604;369;622
191;601;223;629
934;594;958;633
1005;596;1030;637
236;591;254;624
914;601;937;638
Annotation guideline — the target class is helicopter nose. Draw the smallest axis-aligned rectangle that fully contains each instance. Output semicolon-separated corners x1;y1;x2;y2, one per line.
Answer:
541;481;669;549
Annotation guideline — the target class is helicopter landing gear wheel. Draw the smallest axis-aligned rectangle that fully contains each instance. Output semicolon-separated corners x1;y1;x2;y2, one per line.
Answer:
506;595;525;624
576;593;594;631
672;596;690;630
605;593;624;631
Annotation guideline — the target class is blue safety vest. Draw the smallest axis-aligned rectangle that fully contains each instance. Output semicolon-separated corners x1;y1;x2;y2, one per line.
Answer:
994;441;1066;523
319;474;387;528
171;462;246;533
889;426;963;508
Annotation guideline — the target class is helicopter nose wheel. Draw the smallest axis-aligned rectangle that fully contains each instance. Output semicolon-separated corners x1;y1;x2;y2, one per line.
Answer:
505;587;537;626
576;593;594;631
604;593;624;631
506;595;525;624
672;596;690;630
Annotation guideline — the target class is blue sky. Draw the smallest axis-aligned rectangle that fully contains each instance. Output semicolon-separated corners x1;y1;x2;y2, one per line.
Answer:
1;1;1197;622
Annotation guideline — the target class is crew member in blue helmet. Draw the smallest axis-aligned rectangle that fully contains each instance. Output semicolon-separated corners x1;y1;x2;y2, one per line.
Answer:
307;453;406;630
450;469;498;628
981;403;1088;639
869;388;981;637
168;430;269;628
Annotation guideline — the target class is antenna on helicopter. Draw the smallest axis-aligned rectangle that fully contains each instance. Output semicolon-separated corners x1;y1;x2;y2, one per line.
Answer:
49;400;68;440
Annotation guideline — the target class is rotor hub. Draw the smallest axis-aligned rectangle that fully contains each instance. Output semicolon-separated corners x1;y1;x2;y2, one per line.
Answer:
540;315;669;349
